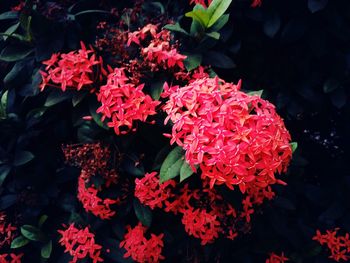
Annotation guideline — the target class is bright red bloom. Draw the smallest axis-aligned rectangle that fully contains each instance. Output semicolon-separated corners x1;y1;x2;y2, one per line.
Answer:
39;42;100;91
0;212;17;248
96;68;160;135
77;175;119;219
181;208;221;245
251;0;262;8
189;0;213;8
135;172;175;209
120;223;164;263
0;253;23;263
162;77;292;192
58;224;103;263
266;252;289;263
313;228;350;262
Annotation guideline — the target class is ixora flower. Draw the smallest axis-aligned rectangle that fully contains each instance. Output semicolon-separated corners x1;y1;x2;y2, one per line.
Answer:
39;42;102;92
120;223;164;263
0;253;23;263
96;68;160;135
266;252;289;263
162;77;292;192
58;224;103;263
313;228;350;262
0;212;17;248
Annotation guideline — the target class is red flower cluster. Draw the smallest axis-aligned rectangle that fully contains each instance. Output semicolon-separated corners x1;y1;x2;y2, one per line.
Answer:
189;0;212;8
40;42;102;91
0;253;23;263
135;172;276;244
313;228;350;262
162;77;292;192
120;223;164;263
134;172;175;209
96;68;160;135
182;208;221;245
63;143;119;219
127;24;187;70
0;212;17;248
58;224;103;263
77;176;119;219
266;252;289;263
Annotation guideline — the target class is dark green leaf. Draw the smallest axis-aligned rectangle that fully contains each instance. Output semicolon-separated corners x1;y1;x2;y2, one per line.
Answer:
323;78;340;93
41;240;52;259
0;90;8;118
150;80;165;100
89;102;109;130
13;151;34;166
160;147;184;183
263;14;280;38
204;51;235;68
0;44;34;62
0;165;11;186
308;0;328;13
209;14;229;32
207;0;232;27
133;199;152;227
164;23;189;35
0;11;18;20
73;10;110;17
4;60;27;86
11;236;30;249
44;91;72;107
184;54;202;71
38;215;48;228
21;225;47;242
0;195;17;210
2;22;20;41
72;93;87;107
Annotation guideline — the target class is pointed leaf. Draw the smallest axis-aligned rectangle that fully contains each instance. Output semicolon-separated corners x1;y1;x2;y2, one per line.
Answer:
180;162;196;182
133;199;152;227
21;225;47;242
11;236;29;249
207;0;232;27
41;240;52;259
13;151;34;166
290;142;298;153
164;23;189;35
159;147;184;183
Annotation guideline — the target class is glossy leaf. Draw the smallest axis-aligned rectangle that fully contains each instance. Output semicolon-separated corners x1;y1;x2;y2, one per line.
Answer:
207;0;232;27
11;236;30;249
133;199;152;227
159;147;184;183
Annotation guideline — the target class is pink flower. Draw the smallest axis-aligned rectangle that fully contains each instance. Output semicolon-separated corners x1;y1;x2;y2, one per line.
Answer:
96;68;160;135
162;77;292;192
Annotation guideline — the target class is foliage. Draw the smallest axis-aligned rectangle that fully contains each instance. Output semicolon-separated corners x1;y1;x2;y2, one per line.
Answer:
0;0;349;263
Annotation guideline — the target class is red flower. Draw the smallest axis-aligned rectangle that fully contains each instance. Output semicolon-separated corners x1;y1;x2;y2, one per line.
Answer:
313;228;350;262
181;208;221;245
77;175;119;219
97;68;160;135
135;172;175;209
189;0;213;8
0;212;17;248
120;223;164;263
39;42;100;92
58;224;103;263
251;0;262;8
266;252;289;263
162;77;292;192
0;253;23;263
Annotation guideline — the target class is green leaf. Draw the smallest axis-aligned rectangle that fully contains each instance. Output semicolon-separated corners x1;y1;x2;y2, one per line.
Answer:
290;142;298;153
89;102;109;130
133;199;152;227
180;162;196;182
164;23;189;35
38;215;48;228
247;90;264;97
4;60;27;86
44;91;72;107
2;22;20;41
159;147;184;183
323;78;340;93
73;10;110;17
0;90;8;118
11;236;30;249
72;92;87;107
0;165;11;187
207;0;232;28
13;151;34;166
186;5;210;28
204;51;235;68
0;11;18;20
0;44;34;62
206;31;220;39
209;14;229;32
184;54;202;71
41;240;52;259
150;80;165;100
21;225;47;242
263;14;281;38
190;19;205;37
